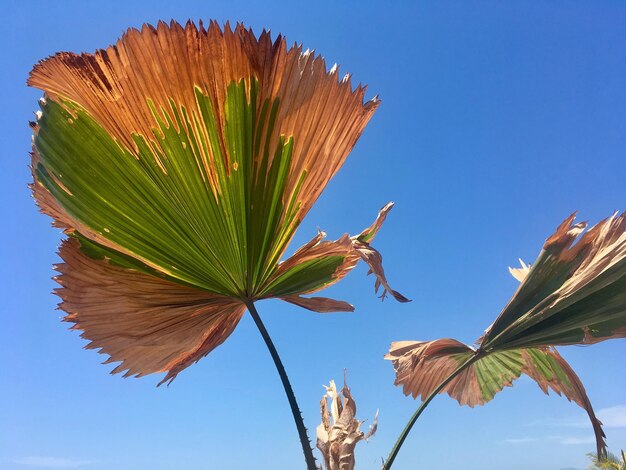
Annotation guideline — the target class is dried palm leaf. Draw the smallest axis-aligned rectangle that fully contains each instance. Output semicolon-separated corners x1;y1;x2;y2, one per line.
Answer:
316;376;377;470
385;212;626;468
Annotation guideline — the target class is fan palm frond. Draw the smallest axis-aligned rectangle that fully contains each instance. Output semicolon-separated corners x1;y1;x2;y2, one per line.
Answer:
29;21;408;469
30;19;407;384
385;212;626;467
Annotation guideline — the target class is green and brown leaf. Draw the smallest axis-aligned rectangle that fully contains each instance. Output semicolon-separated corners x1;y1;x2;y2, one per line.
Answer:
29;21;407;383
387;212;626;458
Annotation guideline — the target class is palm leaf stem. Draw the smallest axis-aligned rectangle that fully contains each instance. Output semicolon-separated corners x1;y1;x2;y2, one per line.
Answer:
383;353;482;470
246;301;317;470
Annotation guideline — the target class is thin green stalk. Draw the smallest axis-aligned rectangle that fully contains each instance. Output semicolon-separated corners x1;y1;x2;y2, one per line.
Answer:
383;354;482;470
246;301;317;470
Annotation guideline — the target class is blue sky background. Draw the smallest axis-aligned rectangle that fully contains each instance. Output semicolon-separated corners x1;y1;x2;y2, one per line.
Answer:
2;1;625;469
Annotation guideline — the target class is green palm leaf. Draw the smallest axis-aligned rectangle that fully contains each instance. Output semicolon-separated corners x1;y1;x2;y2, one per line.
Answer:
588;449;626;469
385;212;626;467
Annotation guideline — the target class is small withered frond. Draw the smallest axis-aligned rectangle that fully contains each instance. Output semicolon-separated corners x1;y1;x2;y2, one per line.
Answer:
316;376;377;470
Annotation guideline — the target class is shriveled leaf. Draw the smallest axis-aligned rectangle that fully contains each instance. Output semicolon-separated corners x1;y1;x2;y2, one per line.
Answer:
316;377;377;470
353;240;410;302
262;203;409;303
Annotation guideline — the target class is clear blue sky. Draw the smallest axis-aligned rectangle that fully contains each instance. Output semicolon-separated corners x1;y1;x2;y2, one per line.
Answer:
2;1;625;469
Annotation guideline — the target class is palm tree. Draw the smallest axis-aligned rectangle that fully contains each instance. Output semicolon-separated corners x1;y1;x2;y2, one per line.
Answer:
588;449;626;469
384;212;626;469
28;20;408;470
